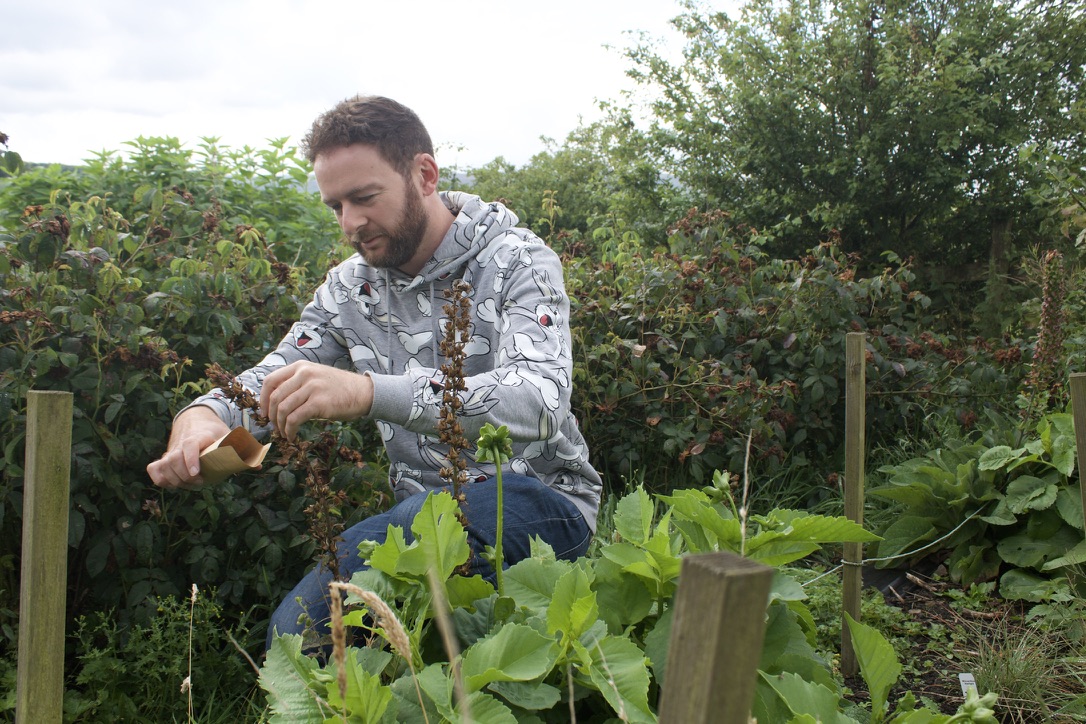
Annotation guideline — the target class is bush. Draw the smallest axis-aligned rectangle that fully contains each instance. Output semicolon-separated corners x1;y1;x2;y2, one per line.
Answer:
0;141;388;661
566;209;1027;493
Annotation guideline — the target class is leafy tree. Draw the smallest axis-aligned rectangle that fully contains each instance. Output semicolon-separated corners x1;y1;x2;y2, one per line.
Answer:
460;114;687;250
625;0;1086;324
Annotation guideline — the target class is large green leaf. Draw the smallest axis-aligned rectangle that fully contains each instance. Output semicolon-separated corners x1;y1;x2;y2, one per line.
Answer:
997;532;1063;568
397;492;472;579
999;569;1064;601
259;634;327;723
592;556;654;632
613;485;655;545
845;614;901;719
504;556;574;615
486;680;562;711
461;623;558;692
1004;475;1058;514
978;445;1028;471
875;515;937;560
1041;538;1086;570
547;565;599;641
325;648;393;723
1055;485;1085;530
657;487;740;549
583;634;655;724
746;513;878;566
758;671;854;724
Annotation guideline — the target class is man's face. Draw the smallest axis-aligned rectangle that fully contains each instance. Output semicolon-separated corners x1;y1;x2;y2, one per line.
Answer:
314;144;429;270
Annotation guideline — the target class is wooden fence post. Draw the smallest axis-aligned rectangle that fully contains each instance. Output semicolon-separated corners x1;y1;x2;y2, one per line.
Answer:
16;391;73;724
841;332;866;676
1069;373;1086;540
658;551;774;724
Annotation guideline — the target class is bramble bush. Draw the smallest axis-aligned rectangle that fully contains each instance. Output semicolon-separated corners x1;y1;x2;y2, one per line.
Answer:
0;140;389;677
566;208;1028;494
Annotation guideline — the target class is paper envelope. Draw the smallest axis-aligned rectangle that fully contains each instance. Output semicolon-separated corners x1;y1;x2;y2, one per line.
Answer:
198;427;270;484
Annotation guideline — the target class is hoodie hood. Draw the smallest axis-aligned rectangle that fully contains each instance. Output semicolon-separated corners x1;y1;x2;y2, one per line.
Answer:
401;191;520;290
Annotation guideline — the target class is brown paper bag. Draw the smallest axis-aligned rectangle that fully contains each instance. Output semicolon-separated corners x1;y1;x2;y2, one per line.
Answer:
198;427;270;484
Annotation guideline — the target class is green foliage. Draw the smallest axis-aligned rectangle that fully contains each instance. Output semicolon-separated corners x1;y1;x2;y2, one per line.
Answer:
871;410;1086;598
0;140;387;654
568;211;1024;492
624;0;1086;321
458;117;685;249
258;481;995;722
60;591;256;722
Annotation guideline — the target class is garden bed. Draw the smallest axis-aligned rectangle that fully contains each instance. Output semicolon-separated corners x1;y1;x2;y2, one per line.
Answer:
845;569;1084;722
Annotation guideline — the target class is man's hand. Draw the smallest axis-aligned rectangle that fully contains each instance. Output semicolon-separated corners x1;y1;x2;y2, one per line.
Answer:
147;406;230;490
260;361;373;440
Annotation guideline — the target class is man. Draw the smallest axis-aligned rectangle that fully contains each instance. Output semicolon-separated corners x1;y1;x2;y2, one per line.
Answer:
146;95;601;647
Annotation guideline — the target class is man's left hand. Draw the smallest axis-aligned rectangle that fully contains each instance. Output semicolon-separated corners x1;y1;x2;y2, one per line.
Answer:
260;361;374;439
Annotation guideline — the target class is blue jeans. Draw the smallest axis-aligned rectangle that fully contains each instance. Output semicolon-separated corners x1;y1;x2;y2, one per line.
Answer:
266;474;592;650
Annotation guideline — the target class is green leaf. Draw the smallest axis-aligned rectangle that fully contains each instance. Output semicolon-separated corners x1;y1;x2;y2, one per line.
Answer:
1004;475;1058;514
1055;485;1084;530
460;623;557;692
658;487;741;550
259;634;326;723
592;556;654;632
1050;434;1076;476
504;556;574;615
325;648;393;723
369;492;471;582
1041;538;1086;570
486;680;562;711
998;569;1062;601
845;613;901;718
996;532;1060;568
613;486;655;545
546;565;598;640
445;574;495;609
584;634;655;723
978;445;1027;471
758;671;853;724
875;515;937;560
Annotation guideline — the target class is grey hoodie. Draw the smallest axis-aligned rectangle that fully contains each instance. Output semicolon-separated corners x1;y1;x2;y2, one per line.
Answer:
188;192;601;530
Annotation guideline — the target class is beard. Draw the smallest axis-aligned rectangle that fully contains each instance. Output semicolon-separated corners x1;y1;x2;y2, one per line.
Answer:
350;181;429;269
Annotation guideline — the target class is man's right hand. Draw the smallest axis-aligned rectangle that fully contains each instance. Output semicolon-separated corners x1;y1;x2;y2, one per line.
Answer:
146;406;231;490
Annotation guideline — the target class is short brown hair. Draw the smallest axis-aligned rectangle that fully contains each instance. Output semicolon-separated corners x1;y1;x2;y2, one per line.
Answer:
302;95;434;176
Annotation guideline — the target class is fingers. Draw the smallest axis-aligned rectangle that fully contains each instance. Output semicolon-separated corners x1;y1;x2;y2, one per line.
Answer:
147;445;205;490
260;362;373;440
261;363;308;440
147;408;228;490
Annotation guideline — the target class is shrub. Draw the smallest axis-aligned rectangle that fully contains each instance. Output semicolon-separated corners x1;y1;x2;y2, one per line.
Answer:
0;141;387;655
566;210;1026;493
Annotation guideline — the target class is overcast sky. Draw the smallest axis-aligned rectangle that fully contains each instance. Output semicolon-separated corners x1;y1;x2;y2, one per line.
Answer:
2;0;718;170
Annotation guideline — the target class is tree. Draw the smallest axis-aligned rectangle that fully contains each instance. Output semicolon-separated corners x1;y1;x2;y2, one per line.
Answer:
626;0;1086;322
460;112;688;251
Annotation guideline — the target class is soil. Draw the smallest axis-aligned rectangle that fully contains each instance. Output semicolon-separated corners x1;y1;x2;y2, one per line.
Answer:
844;569;1039;720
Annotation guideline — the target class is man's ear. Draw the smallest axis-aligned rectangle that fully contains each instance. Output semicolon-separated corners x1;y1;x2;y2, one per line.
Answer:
415;153;440;196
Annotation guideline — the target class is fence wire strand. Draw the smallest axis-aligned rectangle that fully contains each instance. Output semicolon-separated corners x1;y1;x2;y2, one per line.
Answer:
800;502;993;588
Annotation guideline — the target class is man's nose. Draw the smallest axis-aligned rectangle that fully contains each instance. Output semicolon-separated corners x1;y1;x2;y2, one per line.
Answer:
341;205;368;234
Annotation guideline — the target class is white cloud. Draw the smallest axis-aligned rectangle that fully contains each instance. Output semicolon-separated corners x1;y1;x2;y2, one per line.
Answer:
1;0;715;168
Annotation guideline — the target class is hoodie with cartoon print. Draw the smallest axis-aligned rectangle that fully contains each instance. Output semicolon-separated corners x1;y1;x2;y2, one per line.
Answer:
185;191;602;529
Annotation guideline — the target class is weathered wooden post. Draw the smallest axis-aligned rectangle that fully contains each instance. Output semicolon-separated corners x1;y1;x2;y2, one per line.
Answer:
1069;373;1086;539
16;391;73;724
658;551;774;724
841;332;866;676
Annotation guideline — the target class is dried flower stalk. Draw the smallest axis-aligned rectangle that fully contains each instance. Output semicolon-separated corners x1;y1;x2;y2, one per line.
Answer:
206;363;352;580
